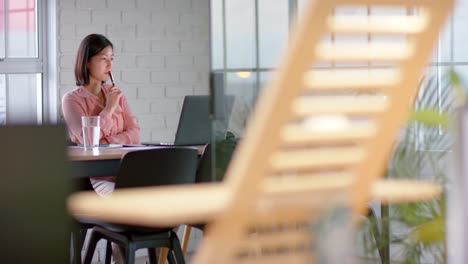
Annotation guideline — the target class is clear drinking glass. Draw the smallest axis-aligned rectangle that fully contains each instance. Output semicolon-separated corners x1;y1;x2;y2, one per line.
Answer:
81;116;100;150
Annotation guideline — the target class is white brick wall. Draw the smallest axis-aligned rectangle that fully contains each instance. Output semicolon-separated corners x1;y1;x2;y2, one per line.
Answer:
137;25;165;39
136;55;164;69
166;84;194;98
57;0;210;143
121;71;150;83
136;0;164;10
76;24;107;38
138;86;165;98
151;71;179;83
164;0;191;12
150;99;181;113
91;10;121;24
76;0;106;9
122;11;151;24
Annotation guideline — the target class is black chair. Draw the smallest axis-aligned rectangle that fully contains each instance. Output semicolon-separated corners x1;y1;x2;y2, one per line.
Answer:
82;147;199;264
69;142;104;264
72;213;107;264
180;144;224;255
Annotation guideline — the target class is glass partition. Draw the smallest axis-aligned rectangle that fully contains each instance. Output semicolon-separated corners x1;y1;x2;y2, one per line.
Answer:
208;0;293;183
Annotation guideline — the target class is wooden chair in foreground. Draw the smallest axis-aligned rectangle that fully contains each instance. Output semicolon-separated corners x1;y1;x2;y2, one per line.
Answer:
68;0;453;262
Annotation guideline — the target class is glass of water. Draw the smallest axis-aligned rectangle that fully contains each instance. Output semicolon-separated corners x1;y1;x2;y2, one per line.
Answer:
81;116;100;150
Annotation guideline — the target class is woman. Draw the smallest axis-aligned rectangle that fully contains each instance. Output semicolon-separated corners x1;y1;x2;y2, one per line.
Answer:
62;34;140;196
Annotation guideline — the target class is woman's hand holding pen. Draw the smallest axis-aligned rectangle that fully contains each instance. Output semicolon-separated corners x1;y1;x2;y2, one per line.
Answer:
104;86;123;114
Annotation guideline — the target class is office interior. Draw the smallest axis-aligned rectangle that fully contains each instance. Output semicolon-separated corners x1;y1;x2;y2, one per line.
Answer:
1;0;468;263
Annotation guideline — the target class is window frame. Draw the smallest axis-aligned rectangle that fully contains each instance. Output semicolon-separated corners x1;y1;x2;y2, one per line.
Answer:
0;0;56;124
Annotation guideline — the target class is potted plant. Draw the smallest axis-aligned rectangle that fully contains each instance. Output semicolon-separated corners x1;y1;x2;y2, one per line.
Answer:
359;70;458;264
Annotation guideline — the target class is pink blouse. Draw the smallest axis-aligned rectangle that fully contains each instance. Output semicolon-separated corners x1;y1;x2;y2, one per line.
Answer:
62;85;140;145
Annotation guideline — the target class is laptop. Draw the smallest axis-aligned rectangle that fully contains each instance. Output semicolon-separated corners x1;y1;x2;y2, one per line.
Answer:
174;95;213;145
144;95;213;146
144;95;234;146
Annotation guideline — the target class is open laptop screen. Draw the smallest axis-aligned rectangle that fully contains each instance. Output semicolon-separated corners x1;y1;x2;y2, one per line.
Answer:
174;95;212;146
142;95;234;146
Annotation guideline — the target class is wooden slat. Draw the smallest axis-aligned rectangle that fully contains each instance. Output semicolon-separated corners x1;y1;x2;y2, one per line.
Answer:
67;183;229;227
316;42;413;61
270;147;365;171
329;14;428;34
371;179;441;203
258;189;351;211
333;0;436;4
240;231;310;246
262;172;354;195
292;96;389;117
66;178;441;231
234;254;312;264
304;68;400;90
281;123;376;145
245;207;318;226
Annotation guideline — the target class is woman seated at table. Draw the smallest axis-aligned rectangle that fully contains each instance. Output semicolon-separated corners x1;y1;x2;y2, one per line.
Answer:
62;33;140;196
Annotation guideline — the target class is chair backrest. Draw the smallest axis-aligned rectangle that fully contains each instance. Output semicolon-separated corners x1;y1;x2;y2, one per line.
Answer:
193;0;453;263
196;142;238;183
0;124;71;263
195;145;212;184
115;148;199;189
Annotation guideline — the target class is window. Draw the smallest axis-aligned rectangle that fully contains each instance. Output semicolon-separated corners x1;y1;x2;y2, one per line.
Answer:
212;1;466;139
211;0;293;138
0;0;50;124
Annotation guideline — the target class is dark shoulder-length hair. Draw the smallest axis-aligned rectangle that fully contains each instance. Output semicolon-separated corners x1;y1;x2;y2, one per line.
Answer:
74;34;113;86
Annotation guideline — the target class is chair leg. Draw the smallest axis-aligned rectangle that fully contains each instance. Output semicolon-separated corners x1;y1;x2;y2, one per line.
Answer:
71;227;89;264
83;230;101;264
124;243;136;264
79;229;89;250
168;231;185;264
104;241;112;264
181;225;192;256
159;248;169;264
148;248;158;264
71;231;83;264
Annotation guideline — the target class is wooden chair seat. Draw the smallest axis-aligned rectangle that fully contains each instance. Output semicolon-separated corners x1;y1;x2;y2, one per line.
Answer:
68;178;440;228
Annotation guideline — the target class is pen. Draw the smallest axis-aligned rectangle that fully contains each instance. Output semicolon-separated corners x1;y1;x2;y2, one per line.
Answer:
109;71;115;87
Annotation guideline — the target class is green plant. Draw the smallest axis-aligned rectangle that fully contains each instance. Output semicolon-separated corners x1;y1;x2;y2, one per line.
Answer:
213;131;238;181
360;70;458;264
